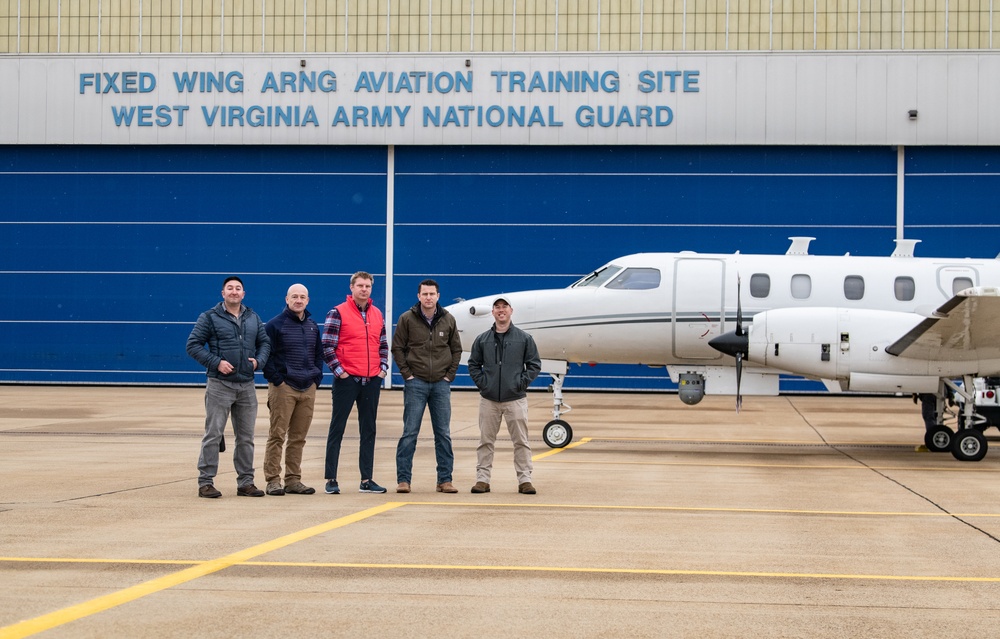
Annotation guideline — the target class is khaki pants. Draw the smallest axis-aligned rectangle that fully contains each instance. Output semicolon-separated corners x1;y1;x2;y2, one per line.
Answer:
264;382;317;484
476;396;532;484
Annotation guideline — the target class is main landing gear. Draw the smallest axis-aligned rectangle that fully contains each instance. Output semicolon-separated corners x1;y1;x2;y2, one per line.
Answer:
922;375;991;462
542;371;573;448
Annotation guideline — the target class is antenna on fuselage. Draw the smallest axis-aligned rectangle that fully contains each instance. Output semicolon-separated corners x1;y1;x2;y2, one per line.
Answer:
891;239;921;258
785;237;815;255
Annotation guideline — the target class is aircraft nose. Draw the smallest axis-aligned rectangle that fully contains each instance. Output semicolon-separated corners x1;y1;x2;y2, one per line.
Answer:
709;330;749;359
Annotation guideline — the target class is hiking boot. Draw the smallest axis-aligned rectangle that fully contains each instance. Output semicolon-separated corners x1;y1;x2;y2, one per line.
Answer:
471;482;490;494
436;482;458;493
396;482;411;493
360;480;387;494
198;484;221;499
266;481;285;496
237;484;265;497
325;480;340;494
284;482;315;495
518;482;536;495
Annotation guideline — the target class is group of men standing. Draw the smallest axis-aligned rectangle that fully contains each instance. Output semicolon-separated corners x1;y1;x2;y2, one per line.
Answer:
185;273;541;499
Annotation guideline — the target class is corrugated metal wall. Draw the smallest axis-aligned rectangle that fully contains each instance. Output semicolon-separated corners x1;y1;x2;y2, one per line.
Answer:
2;144;998;387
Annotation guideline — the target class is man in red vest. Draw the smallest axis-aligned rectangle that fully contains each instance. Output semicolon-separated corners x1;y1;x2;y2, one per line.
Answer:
321;271;389;494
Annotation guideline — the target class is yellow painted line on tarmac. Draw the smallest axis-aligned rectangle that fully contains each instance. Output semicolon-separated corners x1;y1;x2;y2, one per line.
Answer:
577;436;940;448
532;436;592;460
3;556;997;584
0;502;403;639
543;458;1000;472
231;560;1000;583
383;500;1000;518
585;436;833;444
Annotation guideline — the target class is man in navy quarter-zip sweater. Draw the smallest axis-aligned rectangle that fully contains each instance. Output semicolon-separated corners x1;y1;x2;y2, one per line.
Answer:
262;283;325;496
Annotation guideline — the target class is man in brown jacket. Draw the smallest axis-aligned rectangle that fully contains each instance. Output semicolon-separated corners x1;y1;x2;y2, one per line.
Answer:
391;279;463;494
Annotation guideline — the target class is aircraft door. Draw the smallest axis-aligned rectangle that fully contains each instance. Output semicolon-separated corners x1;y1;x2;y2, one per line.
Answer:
672;258;725;360
936;265;979;297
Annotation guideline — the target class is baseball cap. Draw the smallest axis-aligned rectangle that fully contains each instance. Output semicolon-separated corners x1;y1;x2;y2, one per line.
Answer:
492;296;511;307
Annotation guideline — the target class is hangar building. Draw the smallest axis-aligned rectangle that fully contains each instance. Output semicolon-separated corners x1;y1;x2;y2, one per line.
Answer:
1;3;998;390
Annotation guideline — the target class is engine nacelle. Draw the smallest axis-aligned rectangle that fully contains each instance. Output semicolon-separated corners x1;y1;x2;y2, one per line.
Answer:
745;307;949;389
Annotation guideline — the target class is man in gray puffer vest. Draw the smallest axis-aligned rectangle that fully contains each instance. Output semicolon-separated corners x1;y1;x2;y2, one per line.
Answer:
186;276;271;499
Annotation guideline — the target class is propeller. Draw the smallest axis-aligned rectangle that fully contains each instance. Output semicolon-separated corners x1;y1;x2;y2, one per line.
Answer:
708;275;749;412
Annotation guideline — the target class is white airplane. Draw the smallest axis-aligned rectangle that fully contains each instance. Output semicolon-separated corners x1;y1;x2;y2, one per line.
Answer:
445;237;1000;461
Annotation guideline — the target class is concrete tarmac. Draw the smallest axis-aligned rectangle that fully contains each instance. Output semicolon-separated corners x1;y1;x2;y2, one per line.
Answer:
2;385;1000;638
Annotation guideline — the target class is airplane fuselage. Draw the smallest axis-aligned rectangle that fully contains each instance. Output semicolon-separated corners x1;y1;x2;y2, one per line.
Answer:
446;243;1000;395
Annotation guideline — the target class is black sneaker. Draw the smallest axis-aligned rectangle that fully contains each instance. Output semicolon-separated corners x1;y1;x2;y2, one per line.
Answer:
325;480;340;494
359;480;387;494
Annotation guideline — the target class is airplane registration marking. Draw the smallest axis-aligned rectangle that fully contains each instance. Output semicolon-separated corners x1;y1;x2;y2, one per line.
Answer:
5;498;1000;638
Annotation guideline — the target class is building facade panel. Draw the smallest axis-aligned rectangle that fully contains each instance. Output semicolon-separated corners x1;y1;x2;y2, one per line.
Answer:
3;53;1000;146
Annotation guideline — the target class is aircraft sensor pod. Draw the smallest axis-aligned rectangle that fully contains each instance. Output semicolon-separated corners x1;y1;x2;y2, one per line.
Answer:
678;373;705;405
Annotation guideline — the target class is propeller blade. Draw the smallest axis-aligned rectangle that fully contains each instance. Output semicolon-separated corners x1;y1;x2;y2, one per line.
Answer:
735;274;743;412
735;352;743;413
735;275;744;337
708;274;750;413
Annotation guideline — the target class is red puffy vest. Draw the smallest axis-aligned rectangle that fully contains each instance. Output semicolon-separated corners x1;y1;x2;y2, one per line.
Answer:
335;296;384;377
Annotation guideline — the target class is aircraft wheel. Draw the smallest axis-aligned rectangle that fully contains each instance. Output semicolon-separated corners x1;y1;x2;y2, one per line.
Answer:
924;426;953;453
951;429;988;462
542;419;573;448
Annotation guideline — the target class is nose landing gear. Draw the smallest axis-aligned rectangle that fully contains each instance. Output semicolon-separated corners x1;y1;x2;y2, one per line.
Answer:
542;367;573;448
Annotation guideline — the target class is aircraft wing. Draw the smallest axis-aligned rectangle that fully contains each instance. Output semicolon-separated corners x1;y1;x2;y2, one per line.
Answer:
886;288;1000;360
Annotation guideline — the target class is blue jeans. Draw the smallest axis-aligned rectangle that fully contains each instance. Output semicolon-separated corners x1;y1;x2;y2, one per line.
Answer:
396;378;454;484
198;377;258;488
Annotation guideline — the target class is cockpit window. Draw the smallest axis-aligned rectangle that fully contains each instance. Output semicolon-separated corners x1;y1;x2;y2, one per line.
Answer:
605;267;661;290
572;264;622;288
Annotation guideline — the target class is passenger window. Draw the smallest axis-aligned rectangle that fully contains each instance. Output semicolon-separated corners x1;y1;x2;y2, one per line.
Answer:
894;276;915;301
844;275;865;300
605;267;661;290
790;274;811;299
953;277;974;295
749;274;770;298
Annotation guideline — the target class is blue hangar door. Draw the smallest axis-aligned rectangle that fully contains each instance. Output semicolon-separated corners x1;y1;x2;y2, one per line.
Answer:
0;145;389;384
9;143;989;388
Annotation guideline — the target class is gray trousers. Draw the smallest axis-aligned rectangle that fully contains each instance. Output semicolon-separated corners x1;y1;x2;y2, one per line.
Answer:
198;377;258;487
